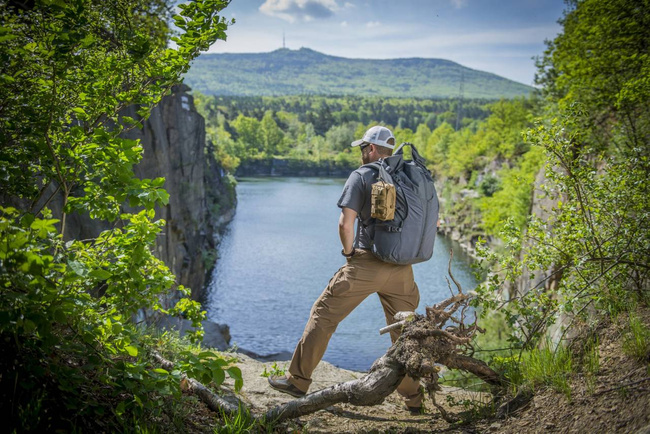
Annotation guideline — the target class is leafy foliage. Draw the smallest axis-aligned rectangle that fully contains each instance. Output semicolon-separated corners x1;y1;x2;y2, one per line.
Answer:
196;92;542;199
474;0;650;354
0;0;239;430
260;362;287;378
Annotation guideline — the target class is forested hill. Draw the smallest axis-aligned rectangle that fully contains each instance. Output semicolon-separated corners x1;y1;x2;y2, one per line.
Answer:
184;47;533;99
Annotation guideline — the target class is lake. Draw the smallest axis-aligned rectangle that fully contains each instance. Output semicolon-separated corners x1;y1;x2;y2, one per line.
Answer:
206;177;478;371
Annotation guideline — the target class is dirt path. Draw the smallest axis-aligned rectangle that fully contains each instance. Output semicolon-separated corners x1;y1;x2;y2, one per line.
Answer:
210;310;650;433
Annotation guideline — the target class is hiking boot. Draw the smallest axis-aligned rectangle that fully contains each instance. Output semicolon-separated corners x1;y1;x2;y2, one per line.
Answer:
268;375;306;398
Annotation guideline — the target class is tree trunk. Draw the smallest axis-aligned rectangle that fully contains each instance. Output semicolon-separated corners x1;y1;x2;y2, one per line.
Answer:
265;349;405;421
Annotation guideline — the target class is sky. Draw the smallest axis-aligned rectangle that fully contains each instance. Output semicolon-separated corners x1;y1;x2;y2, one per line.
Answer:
205;0;568;86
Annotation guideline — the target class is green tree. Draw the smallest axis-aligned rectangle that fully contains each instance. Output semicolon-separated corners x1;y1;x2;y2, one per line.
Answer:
232;114;263;155
325;122;361;152
478;0;650;349
394;126;414;146
260;110;286;154
536;0;650;153
480;146;544;235
482;98;534;159
413;123;432;152
445;128;483;177
0;0;242;430
208;125;243;172
424;122;455;167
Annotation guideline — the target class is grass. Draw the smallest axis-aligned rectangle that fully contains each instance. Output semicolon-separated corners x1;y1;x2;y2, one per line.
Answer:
260;362;286;378
521;344;574;399
214;406;257;434
623;313;650;362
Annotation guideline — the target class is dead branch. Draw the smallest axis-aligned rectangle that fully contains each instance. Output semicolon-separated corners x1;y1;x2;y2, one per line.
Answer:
152;351;244;416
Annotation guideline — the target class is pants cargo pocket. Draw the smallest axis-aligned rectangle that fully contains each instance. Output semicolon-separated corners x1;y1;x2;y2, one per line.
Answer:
328;268;351;296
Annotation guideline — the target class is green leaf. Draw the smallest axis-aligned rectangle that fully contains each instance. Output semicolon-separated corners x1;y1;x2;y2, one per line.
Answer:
115;401;126;416
132;243;145;263
68;260;88;277
89;269;112;280
20;213;35;227
53;308;67;323
125;345;138;357
111;323;123;334
198;351;215;359
226;366;243;391
212;368;225;386
156;189;170;206
23;319;37;333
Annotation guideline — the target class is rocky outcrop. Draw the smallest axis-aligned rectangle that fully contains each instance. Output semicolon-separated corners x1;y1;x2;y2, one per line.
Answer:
121;85;236;303
435;157;509;259
158;316;231;350
513;168;578;345
513;168;562;300
49;85;235;309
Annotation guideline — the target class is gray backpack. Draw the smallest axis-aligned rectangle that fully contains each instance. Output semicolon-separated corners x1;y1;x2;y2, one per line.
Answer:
359;143;439;265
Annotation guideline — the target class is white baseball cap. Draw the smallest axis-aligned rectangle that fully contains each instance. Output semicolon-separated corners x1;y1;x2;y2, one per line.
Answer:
351;125;395;149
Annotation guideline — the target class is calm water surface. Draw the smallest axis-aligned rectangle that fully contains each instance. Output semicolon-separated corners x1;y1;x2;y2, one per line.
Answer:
206;177;477;371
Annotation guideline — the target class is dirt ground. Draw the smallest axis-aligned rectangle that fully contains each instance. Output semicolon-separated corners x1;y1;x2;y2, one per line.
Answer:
189;310;650;433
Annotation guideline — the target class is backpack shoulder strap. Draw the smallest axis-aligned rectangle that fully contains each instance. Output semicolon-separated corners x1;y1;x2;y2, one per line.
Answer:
361;159;394;184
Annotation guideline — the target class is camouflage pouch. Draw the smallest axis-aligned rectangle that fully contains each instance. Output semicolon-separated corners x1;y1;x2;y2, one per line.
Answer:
371;180;396;221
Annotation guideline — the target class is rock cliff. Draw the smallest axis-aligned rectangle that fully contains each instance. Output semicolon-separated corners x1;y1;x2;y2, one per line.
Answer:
121;85;236;303
47;85;235;308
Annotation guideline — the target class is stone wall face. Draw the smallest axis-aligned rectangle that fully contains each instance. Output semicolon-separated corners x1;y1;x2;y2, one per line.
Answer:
53;85;234;306
514;168;562;299
121;85;235;303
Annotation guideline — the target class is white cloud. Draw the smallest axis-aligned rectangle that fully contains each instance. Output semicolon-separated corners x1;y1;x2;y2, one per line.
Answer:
366;21;381;28
450;0;468;8
340;21;348;27
259;0;339;23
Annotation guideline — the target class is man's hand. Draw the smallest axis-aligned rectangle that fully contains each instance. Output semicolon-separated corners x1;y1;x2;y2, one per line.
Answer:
338;207;357;256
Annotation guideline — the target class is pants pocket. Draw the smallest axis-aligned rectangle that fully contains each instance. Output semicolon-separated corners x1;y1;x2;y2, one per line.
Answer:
328;268;351;296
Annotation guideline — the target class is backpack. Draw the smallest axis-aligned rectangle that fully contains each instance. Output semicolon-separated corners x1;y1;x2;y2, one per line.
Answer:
358;143;439;265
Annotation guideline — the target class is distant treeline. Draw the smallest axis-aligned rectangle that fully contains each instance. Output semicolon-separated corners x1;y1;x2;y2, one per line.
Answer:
195;95;493;136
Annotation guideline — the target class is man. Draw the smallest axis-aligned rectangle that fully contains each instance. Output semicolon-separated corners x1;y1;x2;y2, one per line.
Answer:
268;125;423;412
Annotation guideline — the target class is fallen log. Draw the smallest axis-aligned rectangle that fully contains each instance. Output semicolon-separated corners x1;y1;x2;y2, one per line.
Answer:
265;348;405;421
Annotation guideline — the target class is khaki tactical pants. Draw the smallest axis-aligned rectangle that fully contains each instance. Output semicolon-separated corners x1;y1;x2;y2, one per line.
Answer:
288;248;423;407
